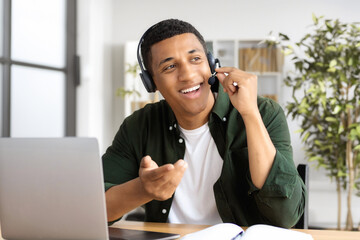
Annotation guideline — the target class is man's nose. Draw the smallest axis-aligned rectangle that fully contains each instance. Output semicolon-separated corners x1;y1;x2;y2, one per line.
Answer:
178;62;196;82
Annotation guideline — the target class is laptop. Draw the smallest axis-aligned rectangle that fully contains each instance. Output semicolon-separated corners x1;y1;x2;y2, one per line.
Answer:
0;138;180;240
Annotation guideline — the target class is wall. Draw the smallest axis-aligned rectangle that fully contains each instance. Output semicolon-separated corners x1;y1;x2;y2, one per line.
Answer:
77;0;114;152
77;0;360;228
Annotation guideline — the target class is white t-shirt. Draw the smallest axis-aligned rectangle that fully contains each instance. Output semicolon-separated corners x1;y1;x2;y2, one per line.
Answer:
168;122;223;224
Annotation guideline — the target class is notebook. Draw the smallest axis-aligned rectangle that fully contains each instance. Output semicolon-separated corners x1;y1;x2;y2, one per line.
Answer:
180;223;313;240
0;138;179;240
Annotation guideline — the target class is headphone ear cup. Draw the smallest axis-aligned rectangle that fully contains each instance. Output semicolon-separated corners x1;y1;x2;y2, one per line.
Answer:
140;70;156;93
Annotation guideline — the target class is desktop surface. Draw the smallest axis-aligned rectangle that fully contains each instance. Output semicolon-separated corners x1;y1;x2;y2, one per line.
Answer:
110;221;360;240
1;220;360;240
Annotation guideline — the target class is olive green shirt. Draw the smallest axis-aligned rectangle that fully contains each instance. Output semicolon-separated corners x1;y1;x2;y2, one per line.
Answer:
102;85;306;228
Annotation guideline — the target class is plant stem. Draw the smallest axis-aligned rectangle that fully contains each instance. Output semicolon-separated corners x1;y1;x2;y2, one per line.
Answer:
336;177;342;230
345;107;354;230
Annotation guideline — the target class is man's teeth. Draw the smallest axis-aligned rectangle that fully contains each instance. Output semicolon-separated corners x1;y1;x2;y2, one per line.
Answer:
181;85;200;94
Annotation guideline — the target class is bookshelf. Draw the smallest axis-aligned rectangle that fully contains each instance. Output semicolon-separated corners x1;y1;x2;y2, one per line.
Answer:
206;39;284;102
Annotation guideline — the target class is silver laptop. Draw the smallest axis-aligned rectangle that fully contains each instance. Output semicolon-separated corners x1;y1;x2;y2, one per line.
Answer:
0;138;109;240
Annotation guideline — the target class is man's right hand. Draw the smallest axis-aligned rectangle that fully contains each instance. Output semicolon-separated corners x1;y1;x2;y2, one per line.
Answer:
139;155;187;201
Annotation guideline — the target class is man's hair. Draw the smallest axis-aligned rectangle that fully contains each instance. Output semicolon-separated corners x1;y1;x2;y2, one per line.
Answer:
140;19;207;75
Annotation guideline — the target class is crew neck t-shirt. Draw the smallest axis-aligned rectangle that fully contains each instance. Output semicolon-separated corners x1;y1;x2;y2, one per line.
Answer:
168;122;223;224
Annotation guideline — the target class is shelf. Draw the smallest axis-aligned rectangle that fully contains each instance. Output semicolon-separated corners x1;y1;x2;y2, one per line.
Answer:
206;39;283;101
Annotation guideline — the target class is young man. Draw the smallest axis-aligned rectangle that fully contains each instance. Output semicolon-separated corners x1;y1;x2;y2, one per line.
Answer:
103;19;306;228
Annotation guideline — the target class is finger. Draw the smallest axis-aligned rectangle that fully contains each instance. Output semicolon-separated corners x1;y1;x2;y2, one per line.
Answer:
216;72;226;85
215;66;237;73
140;155;157;169
174;159;188;169
157;160;187;183
143;163;174;181
216;72;237;95
215;72;229;93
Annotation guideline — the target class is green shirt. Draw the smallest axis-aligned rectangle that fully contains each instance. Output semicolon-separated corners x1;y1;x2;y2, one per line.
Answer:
102;85;306;228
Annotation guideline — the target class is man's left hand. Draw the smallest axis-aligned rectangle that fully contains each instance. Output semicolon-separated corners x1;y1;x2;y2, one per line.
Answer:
215;67;258;117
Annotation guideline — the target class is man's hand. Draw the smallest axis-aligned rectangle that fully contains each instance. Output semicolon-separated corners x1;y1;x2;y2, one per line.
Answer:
139;156;187;201
216;67;276;189
216;67;258;118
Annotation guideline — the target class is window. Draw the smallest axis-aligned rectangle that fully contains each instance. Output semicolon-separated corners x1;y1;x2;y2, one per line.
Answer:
0;0;77;137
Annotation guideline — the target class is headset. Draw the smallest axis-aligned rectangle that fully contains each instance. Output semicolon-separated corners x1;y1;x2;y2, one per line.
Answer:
137;28;221;93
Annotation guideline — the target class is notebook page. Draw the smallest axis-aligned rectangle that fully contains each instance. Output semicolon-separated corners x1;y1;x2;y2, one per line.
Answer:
243;224;313;240
180;223;243;240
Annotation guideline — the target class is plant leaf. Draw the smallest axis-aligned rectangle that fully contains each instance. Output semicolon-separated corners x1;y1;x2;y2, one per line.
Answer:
325;117;338;123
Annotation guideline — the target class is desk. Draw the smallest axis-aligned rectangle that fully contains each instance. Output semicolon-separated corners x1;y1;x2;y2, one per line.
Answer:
111;221;360;240
1;221;360;240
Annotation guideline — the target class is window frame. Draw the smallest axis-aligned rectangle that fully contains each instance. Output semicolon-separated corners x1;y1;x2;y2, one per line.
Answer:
0;0;78;137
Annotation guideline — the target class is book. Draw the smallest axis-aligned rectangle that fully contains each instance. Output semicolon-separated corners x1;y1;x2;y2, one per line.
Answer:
262;94;278;102
180;223;313;240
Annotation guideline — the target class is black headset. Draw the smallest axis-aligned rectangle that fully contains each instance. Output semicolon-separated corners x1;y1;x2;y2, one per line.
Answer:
136;28;221;93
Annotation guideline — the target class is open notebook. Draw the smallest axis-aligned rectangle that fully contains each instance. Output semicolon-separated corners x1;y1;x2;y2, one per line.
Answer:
180;223;313;240
0;138;179;240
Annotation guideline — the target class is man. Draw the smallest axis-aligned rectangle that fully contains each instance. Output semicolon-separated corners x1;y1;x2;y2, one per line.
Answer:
103;19;306;228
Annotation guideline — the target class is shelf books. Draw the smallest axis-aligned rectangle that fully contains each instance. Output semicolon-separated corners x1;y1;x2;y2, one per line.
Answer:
262;94;278;102
180;223;313;240
239;47;284;72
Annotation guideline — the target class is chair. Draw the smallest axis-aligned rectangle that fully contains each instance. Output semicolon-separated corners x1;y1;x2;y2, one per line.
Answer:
294;164;309;229
125;206;145;221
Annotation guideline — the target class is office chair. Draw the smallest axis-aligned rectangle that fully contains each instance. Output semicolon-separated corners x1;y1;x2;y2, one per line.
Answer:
294;164;309;229
125;206;145;221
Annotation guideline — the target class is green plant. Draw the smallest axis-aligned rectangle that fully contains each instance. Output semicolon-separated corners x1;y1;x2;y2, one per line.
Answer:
116;87;141;99
116;62;141;99
275;15;360;230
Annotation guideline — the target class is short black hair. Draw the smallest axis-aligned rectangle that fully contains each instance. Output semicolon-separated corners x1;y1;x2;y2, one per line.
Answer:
140;19;207;75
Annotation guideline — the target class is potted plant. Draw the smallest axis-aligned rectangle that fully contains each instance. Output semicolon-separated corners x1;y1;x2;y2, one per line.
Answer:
272;14;360;230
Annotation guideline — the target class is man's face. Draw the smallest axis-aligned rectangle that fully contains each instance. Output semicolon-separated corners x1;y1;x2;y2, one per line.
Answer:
150;33;214;120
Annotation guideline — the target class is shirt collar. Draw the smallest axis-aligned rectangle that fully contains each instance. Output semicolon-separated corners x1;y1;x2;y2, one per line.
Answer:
211;84;231;120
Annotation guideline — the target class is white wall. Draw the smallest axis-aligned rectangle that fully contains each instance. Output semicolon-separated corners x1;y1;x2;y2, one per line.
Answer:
77;0;114;153
77;0;360;229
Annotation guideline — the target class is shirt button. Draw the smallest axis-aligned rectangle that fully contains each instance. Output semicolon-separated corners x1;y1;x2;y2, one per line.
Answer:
169;126;173;131
162;209;167;214
178;138;183;144
173;123;177;128
222;117;227;122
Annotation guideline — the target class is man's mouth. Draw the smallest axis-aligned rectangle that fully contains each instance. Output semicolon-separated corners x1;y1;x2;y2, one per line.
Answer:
180;84;201;94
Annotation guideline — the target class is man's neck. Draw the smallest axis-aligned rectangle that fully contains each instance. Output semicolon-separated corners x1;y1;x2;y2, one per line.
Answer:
176;114;209;130
175;93;215;130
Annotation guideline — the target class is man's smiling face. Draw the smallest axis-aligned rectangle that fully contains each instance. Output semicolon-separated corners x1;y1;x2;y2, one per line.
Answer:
150;33;214;124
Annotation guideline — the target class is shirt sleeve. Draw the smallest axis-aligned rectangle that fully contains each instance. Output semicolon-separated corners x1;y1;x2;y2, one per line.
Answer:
102;119;140;192
102;118;142;225
246;98;307;228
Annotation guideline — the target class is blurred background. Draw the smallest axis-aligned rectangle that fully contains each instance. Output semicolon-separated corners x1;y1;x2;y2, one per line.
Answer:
1;0;359;229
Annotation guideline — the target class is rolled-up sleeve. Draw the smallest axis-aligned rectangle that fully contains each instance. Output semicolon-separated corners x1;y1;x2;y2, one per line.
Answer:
247;99;307;228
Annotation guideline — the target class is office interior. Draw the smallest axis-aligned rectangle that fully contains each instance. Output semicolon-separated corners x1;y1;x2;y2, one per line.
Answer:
1;0;360;230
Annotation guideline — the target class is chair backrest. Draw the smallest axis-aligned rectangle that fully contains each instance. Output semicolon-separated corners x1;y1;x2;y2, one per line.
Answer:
294;164;309;229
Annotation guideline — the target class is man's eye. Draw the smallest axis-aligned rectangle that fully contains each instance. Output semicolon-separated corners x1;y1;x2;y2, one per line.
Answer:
164;64;175;71
191;57;200;62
